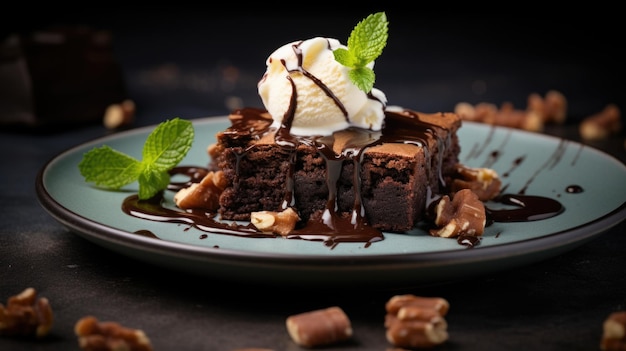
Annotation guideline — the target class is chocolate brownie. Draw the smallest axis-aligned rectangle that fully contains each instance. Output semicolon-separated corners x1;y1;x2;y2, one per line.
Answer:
208;106;461;233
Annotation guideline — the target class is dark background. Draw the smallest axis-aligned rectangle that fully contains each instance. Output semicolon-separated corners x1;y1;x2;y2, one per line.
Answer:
2;8;625;351
7;8;625;127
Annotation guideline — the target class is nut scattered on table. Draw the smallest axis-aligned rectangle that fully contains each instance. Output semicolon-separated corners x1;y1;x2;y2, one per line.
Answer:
103;99;136;129
527;90;568;124
600;311;626;351
385;294;450;349
580;104;622;141
286;306;352;348
0;287;53;339
455;90;569;132
75;315;153;351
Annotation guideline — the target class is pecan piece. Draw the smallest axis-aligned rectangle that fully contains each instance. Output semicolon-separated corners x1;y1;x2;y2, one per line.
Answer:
385;295;450;349
75;316;153;351
0;287;53;339
580;104;622;141
601;311;626;351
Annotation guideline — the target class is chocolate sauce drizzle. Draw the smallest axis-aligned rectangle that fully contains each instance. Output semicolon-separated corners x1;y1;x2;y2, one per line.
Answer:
120;108;570;249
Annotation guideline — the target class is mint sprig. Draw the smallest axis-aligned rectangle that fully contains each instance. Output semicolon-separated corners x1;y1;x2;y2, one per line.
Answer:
333;12;388;93
79;118;194;200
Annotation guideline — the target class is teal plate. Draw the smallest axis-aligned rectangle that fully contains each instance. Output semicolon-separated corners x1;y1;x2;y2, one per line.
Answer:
36;117;626;287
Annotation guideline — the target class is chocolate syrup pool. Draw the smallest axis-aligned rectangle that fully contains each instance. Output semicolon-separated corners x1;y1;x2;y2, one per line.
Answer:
121;111;568;249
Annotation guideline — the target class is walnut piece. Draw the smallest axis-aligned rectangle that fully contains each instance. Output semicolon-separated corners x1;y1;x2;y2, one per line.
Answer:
430;189;486;238
580;104;622;140
455;90;569;132
455;100;543;132
527;90;568;124
385;294;450;349
0;287;53;339
174;170;228;211
451;164;501;201
103;99;136;129
75;316;153;351
251;208;300;236
601;311;626;351
286;306;352;348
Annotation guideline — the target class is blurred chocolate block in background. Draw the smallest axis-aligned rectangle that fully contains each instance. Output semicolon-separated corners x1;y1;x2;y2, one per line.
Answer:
0;26;127;131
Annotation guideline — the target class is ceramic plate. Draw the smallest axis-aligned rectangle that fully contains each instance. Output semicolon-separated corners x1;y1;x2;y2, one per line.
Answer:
36;117;626;287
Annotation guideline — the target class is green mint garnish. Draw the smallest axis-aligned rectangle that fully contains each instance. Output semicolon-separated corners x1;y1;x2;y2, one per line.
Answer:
333;11;388;93
78;118;194;200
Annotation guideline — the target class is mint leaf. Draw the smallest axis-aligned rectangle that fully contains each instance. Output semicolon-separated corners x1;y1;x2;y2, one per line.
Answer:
79;117;194;200
137;167;172;200
143;118;194;171
333;47;356;67
348;12;388;64
78;146;141;189
349;66;375;93
334;12;388;93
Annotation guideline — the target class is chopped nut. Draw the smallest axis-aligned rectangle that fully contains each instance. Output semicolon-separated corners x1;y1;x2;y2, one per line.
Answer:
250;212;275;230
251;208;300;236
385;295;450;349
580;104;622;140
601;311;626;351
474;102;498;124
454;102;479;122
527;90;568;124
543;90;568;124
385;295;450;317
75;316;153;351
385;315;448;349
0;287;53;339
286;306;352;348
174;170;228;211
495;102;543;132
451;164;501;201
103;99;136;129
456;100;543;131
430;189;486;238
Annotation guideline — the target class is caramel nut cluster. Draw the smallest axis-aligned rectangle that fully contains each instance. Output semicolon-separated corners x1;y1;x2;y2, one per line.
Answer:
600;311;626;351
0;287;53;339
580;104;622;141
430;188;486;238
251;207;300;236
451;164;502;201
385;294;450;349
75;315;153;351
174;170;228;211
285;306;353;348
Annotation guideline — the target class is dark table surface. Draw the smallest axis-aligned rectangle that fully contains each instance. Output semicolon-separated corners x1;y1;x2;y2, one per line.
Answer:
2;9;625;351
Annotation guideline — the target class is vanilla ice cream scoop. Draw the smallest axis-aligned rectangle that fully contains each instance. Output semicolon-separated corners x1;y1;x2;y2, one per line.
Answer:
257;37;387;136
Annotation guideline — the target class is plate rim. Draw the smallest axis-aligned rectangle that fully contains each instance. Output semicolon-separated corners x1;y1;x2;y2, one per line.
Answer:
35;117;626;284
